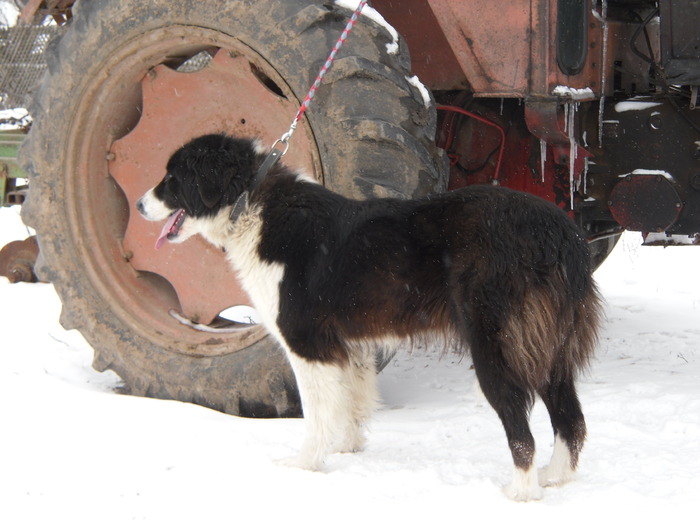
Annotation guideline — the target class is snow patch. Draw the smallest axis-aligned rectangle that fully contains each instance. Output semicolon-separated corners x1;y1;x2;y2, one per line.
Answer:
0;108;30;129
169;309;258;333
552;86;595;100
3;205;700;520
614;100;663;113
0;2;20;26
643;232;699;245
335;0;400;55
219;304;260;324
406;75;431;108
619;168;673;180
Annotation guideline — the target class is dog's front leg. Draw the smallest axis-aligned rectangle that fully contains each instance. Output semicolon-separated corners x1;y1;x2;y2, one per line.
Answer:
334;351;378;454
277;354;353;471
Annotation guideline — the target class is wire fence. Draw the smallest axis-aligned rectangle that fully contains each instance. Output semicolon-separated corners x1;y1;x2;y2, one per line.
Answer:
0;3;207;127
1;16;62;115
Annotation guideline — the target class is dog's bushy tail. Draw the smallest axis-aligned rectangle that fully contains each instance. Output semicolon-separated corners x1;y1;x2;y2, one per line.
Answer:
501;270;603;391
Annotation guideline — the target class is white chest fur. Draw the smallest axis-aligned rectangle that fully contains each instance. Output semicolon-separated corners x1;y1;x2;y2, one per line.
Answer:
224;205;287;347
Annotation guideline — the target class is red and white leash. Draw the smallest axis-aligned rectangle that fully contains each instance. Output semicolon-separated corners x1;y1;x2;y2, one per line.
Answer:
257;0;368;178
287;0;368;140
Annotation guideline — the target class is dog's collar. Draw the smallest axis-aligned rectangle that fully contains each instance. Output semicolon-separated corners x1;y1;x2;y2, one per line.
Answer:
230;142;284;224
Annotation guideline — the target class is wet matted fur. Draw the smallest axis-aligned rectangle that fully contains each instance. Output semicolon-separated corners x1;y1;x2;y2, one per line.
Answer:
137;134;602;501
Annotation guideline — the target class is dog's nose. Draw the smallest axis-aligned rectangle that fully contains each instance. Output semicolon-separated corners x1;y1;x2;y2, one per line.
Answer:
135;198;145;216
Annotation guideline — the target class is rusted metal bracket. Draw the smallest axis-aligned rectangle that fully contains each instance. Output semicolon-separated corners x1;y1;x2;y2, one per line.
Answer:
20;0;74;25
0;236;41;283
525;100;570;147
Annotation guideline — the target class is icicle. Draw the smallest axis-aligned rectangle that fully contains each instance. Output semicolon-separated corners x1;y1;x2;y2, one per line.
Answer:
598;95;606;148
567;102;577;210
596;0;609;148
540;138;547;183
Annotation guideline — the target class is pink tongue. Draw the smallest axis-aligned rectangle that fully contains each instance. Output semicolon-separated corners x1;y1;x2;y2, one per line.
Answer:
155;209;184;250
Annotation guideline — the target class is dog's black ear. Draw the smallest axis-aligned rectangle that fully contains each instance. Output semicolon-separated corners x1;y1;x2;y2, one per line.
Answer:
187;150;225;209
197;176;224;209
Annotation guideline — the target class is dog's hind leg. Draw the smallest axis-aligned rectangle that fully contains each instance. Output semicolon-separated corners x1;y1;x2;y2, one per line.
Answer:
537;376;587;487
538;286;599;486
469;335;543;501
278;353;355;471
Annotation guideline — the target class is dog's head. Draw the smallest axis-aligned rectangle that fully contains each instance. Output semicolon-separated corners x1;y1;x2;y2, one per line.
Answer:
136;134;257;248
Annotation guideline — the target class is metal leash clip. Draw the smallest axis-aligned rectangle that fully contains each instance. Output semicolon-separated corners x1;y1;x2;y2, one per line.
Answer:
254;135;290;185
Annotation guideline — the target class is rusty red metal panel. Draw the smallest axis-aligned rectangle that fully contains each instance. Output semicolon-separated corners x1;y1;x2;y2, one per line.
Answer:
376;0;604;98
427;0;532;96
371;0;468;90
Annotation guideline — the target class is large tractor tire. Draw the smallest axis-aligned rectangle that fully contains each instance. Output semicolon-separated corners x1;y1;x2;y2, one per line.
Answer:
20;0;446;417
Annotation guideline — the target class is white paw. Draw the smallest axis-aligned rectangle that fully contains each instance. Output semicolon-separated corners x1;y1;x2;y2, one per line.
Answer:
539;435;576;487
503;481;544;502
538;465;575;487
503;465;544;502
335;433;366;454
274;455;323;471
335;444;364;454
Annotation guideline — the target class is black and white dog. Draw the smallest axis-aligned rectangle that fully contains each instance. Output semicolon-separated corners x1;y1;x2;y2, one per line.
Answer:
137;134;602;501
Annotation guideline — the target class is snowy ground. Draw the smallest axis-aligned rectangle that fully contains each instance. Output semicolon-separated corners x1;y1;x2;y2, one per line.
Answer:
1;204;699;524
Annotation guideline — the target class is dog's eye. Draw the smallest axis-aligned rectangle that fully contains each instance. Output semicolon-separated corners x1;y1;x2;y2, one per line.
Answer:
163;172;173;183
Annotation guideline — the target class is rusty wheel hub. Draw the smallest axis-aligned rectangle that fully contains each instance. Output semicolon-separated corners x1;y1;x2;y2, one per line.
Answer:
109;46;318;327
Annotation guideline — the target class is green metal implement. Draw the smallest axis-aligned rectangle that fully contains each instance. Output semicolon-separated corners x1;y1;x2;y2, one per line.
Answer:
0;130;27;207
